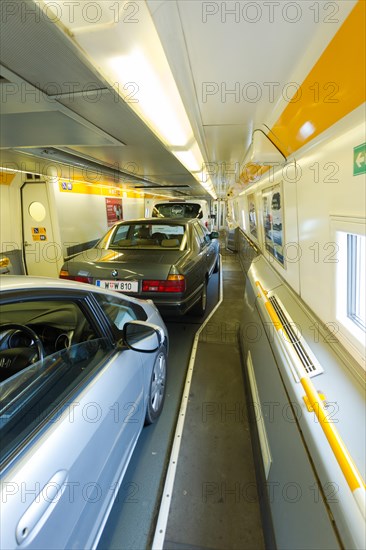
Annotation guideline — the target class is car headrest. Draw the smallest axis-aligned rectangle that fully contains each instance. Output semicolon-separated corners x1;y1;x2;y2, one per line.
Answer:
161;239;179;248
115;239;135;247
136;239;153;245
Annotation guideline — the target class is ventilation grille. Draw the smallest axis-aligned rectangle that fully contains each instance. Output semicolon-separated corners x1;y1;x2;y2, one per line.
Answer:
269;296;324;379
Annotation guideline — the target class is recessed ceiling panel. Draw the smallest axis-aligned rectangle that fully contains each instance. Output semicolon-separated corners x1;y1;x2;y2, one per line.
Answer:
177;0;356;127
0;112;117;148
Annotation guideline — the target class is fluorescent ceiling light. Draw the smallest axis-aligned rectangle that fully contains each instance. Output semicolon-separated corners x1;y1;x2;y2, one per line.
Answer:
110;50;191;147
0;167;19;173
173;142;204;172
42;1;217;198
192;173;217;199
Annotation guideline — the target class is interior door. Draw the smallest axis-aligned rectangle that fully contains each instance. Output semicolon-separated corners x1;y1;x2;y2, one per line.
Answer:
213;200;226;230
21;182;59;277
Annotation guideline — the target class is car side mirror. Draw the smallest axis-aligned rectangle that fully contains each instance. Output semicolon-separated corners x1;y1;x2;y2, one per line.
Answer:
198;211;203;219
123;321;163;353
209;231;219;239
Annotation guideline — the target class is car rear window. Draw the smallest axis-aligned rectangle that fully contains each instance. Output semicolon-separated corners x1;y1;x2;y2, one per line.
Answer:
106;223;186;250
152;203;201;219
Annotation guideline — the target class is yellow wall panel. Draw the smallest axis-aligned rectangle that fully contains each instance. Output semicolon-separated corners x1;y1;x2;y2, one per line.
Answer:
240;1;366;182
272;0;366;155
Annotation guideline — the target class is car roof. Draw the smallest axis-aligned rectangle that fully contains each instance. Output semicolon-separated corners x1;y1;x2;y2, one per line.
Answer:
115;218;196;225
153;200;208;205
0;275;97;293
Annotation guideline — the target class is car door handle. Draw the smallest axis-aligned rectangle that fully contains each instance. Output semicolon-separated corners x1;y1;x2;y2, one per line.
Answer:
16;470;68;544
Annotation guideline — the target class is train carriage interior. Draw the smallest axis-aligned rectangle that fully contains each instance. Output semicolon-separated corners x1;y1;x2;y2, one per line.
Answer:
0;1;365;549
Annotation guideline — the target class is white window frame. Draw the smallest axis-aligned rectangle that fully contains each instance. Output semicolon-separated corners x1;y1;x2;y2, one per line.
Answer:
331;216;366;369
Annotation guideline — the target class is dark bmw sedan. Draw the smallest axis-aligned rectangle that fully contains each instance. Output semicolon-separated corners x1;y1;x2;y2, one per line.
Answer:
60;218;220;316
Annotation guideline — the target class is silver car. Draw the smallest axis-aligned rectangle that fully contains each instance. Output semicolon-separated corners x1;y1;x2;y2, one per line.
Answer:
0;276;168;549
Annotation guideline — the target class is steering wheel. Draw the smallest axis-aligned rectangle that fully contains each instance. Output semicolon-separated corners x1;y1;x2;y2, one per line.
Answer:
0;323;45;381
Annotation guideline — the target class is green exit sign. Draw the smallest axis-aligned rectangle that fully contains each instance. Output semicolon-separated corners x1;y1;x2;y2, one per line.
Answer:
353;142;366;175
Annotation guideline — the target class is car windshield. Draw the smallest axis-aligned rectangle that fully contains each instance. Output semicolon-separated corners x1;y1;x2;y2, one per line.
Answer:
99;223;187;250
152;203;202;219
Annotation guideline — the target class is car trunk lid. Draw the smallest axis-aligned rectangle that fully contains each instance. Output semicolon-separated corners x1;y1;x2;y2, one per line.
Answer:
67;249;186;291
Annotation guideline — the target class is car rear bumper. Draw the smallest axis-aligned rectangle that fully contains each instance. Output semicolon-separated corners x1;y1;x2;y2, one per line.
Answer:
136;285;202;316
90;282;203;316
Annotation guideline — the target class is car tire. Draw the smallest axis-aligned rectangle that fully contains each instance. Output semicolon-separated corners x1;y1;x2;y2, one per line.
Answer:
213;254;220;273
145;349;167;425
191;279;207;317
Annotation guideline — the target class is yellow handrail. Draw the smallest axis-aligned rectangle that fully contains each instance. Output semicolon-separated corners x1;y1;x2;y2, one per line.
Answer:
255;280;366;519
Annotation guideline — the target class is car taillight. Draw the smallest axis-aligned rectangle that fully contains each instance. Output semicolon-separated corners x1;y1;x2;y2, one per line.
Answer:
142;275;185;293
205;221;208;228
59;270;93;284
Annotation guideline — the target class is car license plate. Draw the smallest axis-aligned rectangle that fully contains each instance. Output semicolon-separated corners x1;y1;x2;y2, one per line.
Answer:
96;280;139;292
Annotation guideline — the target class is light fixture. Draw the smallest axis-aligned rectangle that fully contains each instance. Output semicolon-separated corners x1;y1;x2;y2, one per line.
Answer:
172;142;204;173
42;1;217;198
109;50;192;147
298;121;315;140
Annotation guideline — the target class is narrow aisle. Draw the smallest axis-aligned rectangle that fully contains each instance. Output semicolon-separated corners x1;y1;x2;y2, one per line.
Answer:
97;274;220;550
163;250;265;550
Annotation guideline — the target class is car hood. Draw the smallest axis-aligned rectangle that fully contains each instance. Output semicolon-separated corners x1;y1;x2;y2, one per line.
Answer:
66;248;187;280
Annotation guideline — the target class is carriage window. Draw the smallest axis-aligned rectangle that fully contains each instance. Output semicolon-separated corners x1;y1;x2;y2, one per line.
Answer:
347;233;366;332
334;221;366;370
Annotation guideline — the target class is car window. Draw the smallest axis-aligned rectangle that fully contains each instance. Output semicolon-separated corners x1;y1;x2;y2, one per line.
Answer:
95;294;147;329
194;223;207;247
193;226;203;247
196;222;211;244
103;223;186;250
0;298;113;466
152;202;202;219
112;224;129;242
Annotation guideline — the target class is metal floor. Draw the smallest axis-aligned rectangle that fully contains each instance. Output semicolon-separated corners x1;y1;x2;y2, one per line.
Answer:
161;250;265;550
98;248;265;550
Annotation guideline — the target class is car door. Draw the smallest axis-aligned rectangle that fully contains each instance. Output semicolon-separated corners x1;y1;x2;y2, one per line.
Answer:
0;291;145;550
194;222;217;274
191;223;207;281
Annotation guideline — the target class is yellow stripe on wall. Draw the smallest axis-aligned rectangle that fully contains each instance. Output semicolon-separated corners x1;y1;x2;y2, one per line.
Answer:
0;172;16;185
58;181;143;198
240;0;366;183
272;0;366;155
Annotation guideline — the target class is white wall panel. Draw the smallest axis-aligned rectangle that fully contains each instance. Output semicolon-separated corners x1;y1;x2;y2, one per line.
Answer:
122;198;144;220
0;173;23;250
53;186;108;255
51;184;145;256
296;107;366;326
235;105;366;366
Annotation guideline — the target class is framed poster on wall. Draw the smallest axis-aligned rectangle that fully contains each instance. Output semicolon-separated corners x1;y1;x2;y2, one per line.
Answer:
247;193;258;239
262;183;285;266
105;198;123;227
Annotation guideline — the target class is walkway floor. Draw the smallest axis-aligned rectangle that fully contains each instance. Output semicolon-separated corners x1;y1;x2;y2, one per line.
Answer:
163;251;265;550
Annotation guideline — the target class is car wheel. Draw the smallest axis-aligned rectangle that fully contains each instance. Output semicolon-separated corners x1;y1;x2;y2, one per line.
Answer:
213;254;220;273
191;279;207;317
145;349;167;425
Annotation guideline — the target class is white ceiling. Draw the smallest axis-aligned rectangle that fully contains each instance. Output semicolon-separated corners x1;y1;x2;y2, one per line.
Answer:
0;0;357;199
